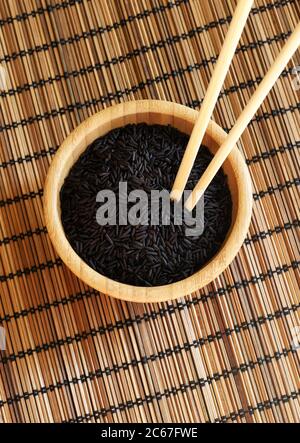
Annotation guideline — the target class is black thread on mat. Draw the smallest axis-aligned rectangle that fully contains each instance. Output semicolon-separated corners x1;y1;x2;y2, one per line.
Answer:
253;178;300;200
0;0;293;66
0;344;296;412
0;31;293;133
188;101;300;123
1;216;300;252
0;285;298;355
0;227;48;246
0;97;298;134
0;0;296;422
0;0;187;27
0;0;190;64
0;0;288;28
0;183;299;287
0;189;43;207
0;258;62;283
61;360;299;422
0;62;295;157
0;235;299;288
0;288;98;323
1;175;299;210
0;129;298;174
251;0;295;15
0;23;295;101
75;390;300;423
244;219;300;244
214;390;300;423
70;389;300;422
0;230;298;286
246;140;300;165
0;147;58;169
0;278;298;344
0;0;83;26
0;260;299;364
245;104;300;124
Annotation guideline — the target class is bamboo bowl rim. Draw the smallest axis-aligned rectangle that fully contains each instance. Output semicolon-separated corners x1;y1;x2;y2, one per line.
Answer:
44;100;253;303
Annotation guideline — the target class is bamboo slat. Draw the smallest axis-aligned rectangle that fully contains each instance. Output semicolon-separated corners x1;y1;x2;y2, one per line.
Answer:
0;0;299;423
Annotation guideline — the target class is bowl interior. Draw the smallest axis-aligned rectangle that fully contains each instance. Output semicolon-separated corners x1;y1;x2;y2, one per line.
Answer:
44;100;252;303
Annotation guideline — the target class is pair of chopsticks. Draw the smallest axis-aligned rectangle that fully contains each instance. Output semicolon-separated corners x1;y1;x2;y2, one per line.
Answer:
171;0;300;212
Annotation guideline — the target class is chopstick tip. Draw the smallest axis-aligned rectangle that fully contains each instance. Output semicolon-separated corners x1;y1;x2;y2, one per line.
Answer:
170;189;182;203
185;188;204;212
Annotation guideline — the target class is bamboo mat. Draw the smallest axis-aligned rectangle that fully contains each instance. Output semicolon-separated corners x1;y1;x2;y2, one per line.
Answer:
0;0;299;424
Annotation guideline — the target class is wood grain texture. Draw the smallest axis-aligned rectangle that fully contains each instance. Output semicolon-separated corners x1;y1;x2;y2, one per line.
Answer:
44;100;253;303
0;0;299;424
186;21;300;211
171;0;253;202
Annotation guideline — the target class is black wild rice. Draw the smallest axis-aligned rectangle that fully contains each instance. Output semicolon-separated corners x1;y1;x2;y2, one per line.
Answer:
60;123;232;287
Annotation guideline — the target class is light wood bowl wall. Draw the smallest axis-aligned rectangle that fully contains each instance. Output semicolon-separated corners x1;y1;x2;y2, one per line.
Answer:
44;100;253;303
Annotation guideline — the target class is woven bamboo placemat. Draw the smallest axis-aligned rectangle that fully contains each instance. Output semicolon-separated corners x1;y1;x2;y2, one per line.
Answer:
0;0;299;423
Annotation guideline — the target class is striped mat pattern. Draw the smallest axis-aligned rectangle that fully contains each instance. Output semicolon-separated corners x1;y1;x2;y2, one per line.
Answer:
0;0;299;423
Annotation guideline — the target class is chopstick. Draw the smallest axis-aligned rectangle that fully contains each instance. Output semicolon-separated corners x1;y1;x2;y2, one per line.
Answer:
170;0;254;202
185;21;300;212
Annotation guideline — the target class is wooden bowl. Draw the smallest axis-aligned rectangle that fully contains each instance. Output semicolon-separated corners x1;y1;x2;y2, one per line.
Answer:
44;100;252;303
